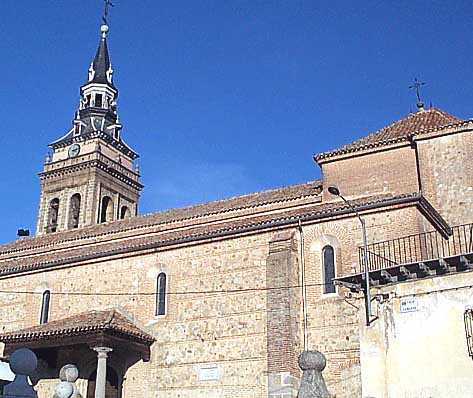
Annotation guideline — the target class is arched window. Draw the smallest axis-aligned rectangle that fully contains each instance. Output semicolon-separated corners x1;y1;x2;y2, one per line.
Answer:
120;206;130;220
68;194;81;229
40;290;51;324
100;196;113;223
48;198;60;233
155;273;167;316
323;245;336;294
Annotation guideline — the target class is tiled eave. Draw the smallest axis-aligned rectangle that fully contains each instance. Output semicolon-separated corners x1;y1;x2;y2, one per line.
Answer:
0;181;323;256
0;309;155;361
335;252;473;291
314;119;473;165
0;193;446;278
0;310;155;344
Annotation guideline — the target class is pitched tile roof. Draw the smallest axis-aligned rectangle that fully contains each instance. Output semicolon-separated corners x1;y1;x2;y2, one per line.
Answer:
0;192;425;277
315;107;462;162
0;309;155;345
0;180;323;255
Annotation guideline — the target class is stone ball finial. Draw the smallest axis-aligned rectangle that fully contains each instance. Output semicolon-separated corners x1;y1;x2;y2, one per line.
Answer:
9;349;38;376
298;350;327;372
55;381;74;398
59;365;79;383
101;24;109;38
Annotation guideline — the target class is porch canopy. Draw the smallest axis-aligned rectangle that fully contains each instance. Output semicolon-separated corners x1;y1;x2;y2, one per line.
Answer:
0;309;155;368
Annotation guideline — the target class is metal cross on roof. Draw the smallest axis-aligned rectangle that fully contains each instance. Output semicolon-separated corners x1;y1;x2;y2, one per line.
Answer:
102;0;115;25
409;78;426;104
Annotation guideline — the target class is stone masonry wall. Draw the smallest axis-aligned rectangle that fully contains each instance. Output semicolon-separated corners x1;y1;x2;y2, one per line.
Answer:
1;201;436;398
300;205;431;397
0;232;273;398
37;158;140;235
417;130;473;226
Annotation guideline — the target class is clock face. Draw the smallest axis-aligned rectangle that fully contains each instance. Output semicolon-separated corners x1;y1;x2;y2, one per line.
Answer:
93;117;103;130
68;144;81;158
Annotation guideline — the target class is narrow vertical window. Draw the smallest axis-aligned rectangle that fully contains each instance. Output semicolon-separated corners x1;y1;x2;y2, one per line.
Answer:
95;94;103;108
323;245;336;294
40;290;51;324
156;273;167;316
100;196;113;223
68;193;81;229
48;198;60;233
120;206;130;220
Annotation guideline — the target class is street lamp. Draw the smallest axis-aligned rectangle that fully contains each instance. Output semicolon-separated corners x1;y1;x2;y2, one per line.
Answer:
327;185;374;326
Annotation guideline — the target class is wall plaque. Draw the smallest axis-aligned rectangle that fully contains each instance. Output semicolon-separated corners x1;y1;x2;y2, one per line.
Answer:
400;297;418;313
199;365;219;381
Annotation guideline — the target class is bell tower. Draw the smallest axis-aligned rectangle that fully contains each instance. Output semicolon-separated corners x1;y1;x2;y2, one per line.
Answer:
36;23;143;235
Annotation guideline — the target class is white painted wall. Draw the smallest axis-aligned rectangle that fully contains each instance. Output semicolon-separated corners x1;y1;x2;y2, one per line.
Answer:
0;361;14;381
360;271;473;398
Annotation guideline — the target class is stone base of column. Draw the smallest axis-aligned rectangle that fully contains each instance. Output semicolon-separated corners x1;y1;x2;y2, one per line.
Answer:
268;371;299;398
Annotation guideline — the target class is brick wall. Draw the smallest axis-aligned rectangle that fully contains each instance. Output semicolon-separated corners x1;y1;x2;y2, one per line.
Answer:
266;232;301;398
321;146;419;200
0;202;437;398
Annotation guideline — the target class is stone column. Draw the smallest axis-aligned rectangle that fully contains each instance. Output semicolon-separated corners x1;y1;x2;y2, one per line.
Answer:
93;347;113;398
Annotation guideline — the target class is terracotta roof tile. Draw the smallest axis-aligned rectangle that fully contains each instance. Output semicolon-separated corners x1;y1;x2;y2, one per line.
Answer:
0;192;422;276
316;107;462;161
0;180;323;255
0;309;155;344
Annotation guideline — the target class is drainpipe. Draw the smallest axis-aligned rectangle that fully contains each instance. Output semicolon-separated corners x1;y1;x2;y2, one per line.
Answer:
298;219;309;351
409;136;423;194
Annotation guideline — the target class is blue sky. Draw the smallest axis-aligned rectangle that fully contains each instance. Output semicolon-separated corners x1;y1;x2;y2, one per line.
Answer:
1;0;473;244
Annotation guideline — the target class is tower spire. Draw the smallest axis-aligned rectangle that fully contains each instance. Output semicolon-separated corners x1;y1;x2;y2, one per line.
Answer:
88;24;114;86
87;1;115;86
37;3;142;235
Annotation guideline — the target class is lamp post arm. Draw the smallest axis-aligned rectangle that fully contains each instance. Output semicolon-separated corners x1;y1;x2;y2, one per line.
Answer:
338;194;364;227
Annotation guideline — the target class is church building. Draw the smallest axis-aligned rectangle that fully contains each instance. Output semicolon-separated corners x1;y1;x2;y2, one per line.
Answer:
1;19;473;398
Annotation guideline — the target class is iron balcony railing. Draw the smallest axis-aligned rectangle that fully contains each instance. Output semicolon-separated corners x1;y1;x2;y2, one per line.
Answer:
358;223;473;273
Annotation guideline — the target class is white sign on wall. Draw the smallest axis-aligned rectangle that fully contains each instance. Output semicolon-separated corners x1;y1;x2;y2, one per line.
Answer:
400;297;419;313
199;365;219;381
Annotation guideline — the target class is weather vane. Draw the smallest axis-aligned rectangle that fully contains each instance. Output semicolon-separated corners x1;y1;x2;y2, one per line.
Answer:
409;77;426;109
102;0;115;25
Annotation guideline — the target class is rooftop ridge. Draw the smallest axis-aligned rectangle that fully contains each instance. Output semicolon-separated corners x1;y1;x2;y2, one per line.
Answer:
0;193;422;277
0;180;323;256
315;107;464;162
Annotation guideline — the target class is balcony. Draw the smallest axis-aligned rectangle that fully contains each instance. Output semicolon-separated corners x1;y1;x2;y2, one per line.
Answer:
335;223;473;290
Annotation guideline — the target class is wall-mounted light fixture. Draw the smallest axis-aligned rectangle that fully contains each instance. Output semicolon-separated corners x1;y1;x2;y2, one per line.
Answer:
464;308;473;359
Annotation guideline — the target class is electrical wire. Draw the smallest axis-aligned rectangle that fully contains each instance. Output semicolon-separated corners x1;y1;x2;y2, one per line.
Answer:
0;281;335;297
